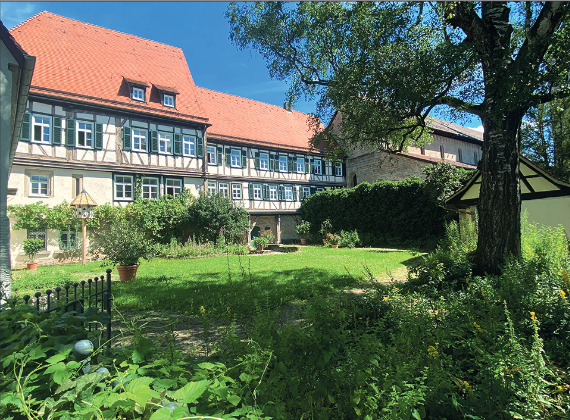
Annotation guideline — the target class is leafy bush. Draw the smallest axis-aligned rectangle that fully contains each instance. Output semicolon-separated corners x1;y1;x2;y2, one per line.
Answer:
91;218;153;266
22;238;44;262
339;229;360;248
422;162;474;205
252;236;270;249
295;220;311;237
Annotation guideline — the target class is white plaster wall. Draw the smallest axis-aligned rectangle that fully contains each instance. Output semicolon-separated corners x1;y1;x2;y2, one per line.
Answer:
523;197;570;238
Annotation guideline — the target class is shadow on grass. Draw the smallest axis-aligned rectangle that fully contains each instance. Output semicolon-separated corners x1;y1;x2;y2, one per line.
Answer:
112;267;360;317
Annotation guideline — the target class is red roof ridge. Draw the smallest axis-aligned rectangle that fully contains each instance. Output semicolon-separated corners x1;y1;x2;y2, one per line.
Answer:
196;86;315;117
10;11;182;54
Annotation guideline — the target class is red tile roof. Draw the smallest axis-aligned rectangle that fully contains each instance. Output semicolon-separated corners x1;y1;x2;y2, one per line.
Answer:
10;11;208;123
196;87;322;152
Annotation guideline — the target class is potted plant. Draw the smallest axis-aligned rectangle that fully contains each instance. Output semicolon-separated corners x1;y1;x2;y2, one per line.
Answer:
325;233;341;248
92;218;151;281
23;238;44;270
320;219;333;244
252;235;269;251
261;229;276;244
295;220;311;245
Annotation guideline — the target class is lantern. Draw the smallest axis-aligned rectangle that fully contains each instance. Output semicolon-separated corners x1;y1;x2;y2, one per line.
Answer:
71;190;98;265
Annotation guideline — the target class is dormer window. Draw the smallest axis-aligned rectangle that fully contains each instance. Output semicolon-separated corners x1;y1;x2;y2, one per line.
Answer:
132;86;145;102
163;94;175;108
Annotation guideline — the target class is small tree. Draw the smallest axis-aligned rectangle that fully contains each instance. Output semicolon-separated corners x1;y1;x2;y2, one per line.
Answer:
23;238;44;263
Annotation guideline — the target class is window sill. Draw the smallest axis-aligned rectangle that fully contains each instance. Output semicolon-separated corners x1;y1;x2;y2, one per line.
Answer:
31;141;51;145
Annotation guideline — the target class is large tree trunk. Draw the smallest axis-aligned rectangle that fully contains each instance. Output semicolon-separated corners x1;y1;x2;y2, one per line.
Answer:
473;111;522;275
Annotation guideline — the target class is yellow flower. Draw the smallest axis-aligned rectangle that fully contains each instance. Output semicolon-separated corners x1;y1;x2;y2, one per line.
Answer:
226;306;231;315
473;322;483;333
200;305;206;315
383;296;390;301
427;345;438;357
560;290;567;299
530;311;536;321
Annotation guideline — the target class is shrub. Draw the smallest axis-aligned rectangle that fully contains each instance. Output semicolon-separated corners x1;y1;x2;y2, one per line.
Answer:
295;220;311;237
91;218;153;266
260;229;275;244
252;236;269;249
22;238;44;262
339;229;360;248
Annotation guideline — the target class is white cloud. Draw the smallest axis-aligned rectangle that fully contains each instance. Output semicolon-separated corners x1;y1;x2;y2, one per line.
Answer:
474;125;484;132
1;3;40;29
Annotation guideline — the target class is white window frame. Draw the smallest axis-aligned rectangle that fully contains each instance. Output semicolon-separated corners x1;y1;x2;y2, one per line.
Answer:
302;186;310;200
260;153;269;170
335;164;343;177
231;183;242;200
269;185;277;201
207;146;216;164
132;86;145;102
313;159;322;175
231;149;241;167
253;184;262;200
163;94;174;107
207;182;217;196
279;155;288;172
132;129;147;152
76;121;93;148
142;177;159;200
219;183;229;198
114;175;134;201
158;132;172;154
284;186;293;201
165;178;182;197
183;135;196;157
297;157;305;173
30;175;49;197
32;115;51;144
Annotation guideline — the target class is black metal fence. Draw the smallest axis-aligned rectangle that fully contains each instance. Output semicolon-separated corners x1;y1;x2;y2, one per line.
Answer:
21;268;113;344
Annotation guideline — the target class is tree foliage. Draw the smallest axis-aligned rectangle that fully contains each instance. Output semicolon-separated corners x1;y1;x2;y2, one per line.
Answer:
228;2;570;274
423;163;474;206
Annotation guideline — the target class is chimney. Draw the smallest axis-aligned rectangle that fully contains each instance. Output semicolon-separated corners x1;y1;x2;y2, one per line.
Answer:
283;101;292;112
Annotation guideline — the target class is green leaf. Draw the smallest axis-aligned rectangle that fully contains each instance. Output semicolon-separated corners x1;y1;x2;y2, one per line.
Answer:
150;407;172;420
45;362;67;374
171;380;210;403
227;394;241;406
46;353;68;364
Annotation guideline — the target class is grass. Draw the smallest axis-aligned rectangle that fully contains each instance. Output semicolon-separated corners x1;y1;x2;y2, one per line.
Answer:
11;246;418;317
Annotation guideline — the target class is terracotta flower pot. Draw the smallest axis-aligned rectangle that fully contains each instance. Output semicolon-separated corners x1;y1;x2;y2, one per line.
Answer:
323;239;327;245
27;262;38;270
300;238;307;245
331;244;339;248
116;264;139;282
257;246;264;251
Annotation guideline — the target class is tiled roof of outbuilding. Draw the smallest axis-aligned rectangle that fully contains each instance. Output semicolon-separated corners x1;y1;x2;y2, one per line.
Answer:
196;87;321;152
10;11;208;124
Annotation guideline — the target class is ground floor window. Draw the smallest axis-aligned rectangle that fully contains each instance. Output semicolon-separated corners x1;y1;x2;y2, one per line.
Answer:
114;175;134;200
231;183;242;200
301;186;310;200
207;182;217;196
59;228;80;252
142;177;159;199
219;183;229;198
27;228;47;251
165;178;182;197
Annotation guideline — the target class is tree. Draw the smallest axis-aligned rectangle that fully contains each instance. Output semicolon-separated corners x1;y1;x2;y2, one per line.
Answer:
521;98;570;181
228;2;570;274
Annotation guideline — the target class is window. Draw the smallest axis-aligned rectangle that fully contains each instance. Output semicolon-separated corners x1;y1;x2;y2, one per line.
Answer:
457;148;462;162
163;94;174;107
165;178;182;197
32;115;50;143
72;175;83;198
159;132;172;154
260;153;269;170
440;145;445;159
231;183;242;200
132;86;145;102
207;146;216;164
132;129;147;152
30;175;49;197
231;149;241;167
314;159;322;175
297;157;305;173
219;183;229;198
207;182;217;196
142;178;159;199
253;184;262;200
335;164;343;177
114;175;133;200
27;229;47;251
284;186;293;201
301;186;310;200
269;185;277;200
183;135;196;156
59;228;79;252
279;155;288;172
316;187;325;192
76;122;93;148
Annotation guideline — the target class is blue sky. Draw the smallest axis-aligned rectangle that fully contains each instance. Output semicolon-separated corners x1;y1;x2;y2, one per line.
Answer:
2;1;482;130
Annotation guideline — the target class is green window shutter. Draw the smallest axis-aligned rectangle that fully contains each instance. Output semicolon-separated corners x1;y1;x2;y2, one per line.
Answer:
342;162;346;177
288;156;294;173
216;145;223;166
254;151;260;170
197;133;204;157
310;186;317;195
270;154;276;171
66;119;76;147
241;149;247;168
21;112;31;141
123;126;131;151
173;133;182;156
248;183;254;200
262;184;269;200
278;185;284;201
51;117;62;145
94;123;103;150
225;147;231;167
310;157;314;174
149;130;158;153
293;186;298;201
305;157;310;173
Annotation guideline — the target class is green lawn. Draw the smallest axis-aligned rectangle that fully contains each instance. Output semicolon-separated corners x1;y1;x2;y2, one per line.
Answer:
11;247;418;317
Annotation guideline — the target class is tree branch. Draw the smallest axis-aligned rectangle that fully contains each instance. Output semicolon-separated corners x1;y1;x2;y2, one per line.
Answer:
527;89;570;107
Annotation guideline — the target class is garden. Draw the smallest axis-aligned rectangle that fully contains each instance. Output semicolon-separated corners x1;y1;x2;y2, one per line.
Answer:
2;172;570;419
